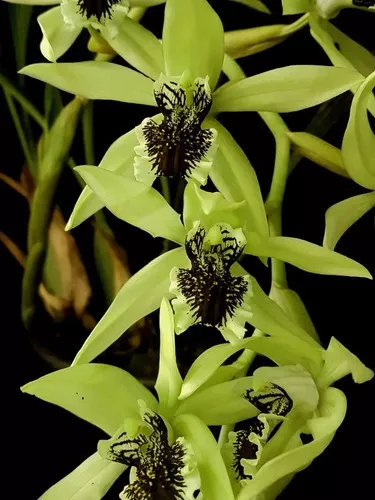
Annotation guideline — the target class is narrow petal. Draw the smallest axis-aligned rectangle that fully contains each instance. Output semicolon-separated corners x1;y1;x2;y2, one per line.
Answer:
73;248;188;364
212;66;363;113
281;0;311;14
172;414;235;500
155;297;183;415
205;118;269;238
163;0;224;88
19;62;156;106
236;388;347;500
75;166;186;243
245;233;373;278
342;71;375;190
100;16;164;80
232;0;271;14
22;364;157;435
39;452;125;500
66;127;139;230
4;0;59;3
323;191;375;250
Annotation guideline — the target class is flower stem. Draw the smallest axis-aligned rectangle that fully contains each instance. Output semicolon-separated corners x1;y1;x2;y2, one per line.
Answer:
82;100;95;165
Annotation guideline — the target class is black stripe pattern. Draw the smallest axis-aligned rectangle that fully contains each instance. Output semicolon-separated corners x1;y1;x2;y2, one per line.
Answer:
77;0;123;20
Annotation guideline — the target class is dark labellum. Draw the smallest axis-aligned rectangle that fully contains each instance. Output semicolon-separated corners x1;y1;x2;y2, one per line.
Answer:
77;0;122;20
142;79;214;178
232;417;266;480
176;225;248;328
107;412;187;500
244;383;293;417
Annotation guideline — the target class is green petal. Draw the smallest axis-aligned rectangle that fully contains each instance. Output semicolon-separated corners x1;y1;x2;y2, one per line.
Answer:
38;7;82;62
73;248;188;365
172;414;235;500
342;71;375;190
205;118;269;238
155;297;183;416
183;181;246;232
75;166;186;244
232;0;271;14
323;192;375;250
5;0;58;3
100;17;164;80
317;337;374;388
39;452;125;500
245;233;372;278
22;364;157;435
19;62;156;106
176;377;258;425
66;127;139;230
236;388;347;500
212;66;363;113
281;0;312;14
163;0;224;88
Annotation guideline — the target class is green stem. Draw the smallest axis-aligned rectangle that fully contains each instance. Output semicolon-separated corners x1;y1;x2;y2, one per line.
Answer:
82;100;95;165
160;176;171;205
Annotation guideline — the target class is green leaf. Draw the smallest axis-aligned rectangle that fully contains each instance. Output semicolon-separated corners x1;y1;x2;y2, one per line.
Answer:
236;388;347;500
245;233;372;278
323;191;375;250
73;248;188;365
212;66;363;113
177;377;258;425
22;364;158;435
38;6;82;62
19;62;156;106
101;17;164;80
172;414;235;500
342;71;375;190
163;0;224;88
75;166;186;244
39;452;125;500
205;118;269;238
317;337;374;388
155;297;183;416
231;0;271;14
281;0;312;14
66;127;139;230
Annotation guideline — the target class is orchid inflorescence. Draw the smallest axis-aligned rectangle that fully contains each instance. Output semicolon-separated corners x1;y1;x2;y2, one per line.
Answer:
3;0;374;498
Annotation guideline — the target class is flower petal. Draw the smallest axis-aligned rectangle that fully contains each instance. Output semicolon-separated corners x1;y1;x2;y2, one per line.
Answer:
281;0;312;14
66;127;140;230
155;297;183;415
163;0;224;88
73;248;188;364
172;414;235;500
4;0;58;3
212;66;363;113
22;364;157;435
236;388;347;500
323;191;375;250
19;62;156;106
39;452;125;500
75;166;186;243
232;0;271;14
342;71;375;190
205;118;269;238
100;17;164;80
38;6;82;62
317;337;374;388
245;233;372;278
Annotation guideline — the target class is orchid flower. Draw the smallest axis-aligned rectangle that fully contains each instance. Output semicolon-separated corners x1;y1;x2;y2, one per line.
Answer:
282;0;375;18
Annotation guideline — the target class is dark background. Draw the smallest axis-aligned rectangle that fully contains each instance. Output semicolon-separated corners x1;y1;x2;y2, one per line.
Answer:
1;0;374;498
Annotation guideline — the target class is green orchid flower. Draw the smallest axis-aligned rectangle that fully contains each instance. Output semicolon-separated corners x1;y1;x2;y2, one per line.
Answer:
3;0;165;63
21;298;258;500
282;0;375;17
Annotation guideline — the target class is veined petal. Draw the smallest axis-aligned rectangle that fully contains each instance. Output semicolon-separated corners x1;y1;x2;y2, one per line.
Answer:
236;388;347;500
66;127;140;230
73;247;188;364
22;364;157;435
75;166;186;243
323;191;375;250
19;62;156;106
39;452;125;500
155;297;183;416
342;71;375;190
173;414;235;500
163;0;224;88
212;66;363;113
38;6;82;62
100;16;164;80
245;232;372;278
205;118;269;238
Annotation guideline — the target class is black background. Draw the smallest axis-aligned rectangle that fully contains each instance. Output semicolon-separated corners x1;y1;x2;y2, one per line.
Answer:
1;0;374;498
